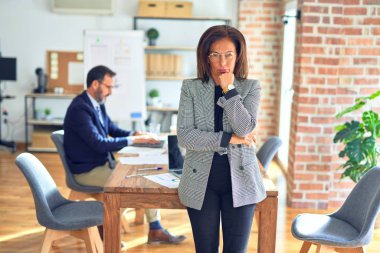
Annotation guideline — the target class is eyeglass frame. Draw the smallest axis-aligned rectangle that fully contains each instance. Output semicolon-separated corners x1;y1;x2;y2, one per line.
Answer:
98;81;117;90
208;51;236;63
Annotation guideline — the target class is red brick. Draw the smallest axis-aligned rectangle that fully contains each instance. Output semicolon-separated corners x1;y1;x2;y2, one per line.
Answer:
295;173;316;181
342;0;360;4
298;126;322;134
317;174;331;181
363;0;380;4
325;37;346;45
314;57;340;65
299;97;319;104
342;28;362;35
318;68;339;75
304;16;320;24
306;193;329;200
302;36;323;44
303;136;315;143
317;107;336;115
302;26;314;33
367;68;380;75
307;77;326;84
339;68;364;75
353;58;377;65
299;183;324;190
312;117;334;124
332;7;343;14
343;7;367;15
359;48;380;55
318;27;340;34
354;78;379;85
323;17;330;24
319;0;343;3
300;66;316;74
333;17;353;25
335;97;355;104
363;18;380;25
304;6;329;14
348;38;374;46
298;106;316;114
301;46;326;54
372;27;380;35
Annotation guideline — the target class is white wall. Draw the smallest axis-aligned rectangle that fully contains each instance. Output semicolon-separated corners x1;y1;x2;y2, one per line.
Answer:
0;0;237;142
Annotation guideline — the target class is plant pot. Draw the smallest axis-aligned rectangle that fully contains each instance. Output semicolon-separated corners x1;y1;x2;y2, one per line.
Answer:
148;38;156;46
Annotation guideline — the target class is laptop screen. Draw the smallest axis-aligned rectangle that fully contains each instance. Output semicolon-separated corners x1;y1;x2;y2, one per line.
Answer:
168;135;184;175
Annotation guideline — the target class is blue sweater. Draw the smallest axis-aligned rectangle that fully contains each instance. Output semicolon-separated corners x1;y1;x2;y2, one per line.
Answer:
63;91;131;174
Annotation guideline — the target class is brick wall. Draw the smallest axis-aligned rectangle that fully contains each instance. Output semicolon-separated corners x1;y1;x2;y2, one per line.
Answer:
238;0;284;145
238;0;380;209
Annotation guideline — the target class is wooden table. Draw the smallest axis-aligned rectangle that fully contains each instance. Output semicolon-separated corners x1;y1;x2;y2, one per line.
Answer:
104;161;278;253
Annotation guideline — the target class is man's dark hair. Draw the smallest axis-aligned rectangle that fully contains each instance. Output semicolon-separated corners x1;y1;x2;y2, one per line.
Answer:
86;65;116;88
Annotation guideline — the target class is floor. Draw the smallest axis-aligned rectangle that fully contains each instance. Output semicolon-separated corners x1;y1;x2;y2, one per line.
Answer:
0;149;379;252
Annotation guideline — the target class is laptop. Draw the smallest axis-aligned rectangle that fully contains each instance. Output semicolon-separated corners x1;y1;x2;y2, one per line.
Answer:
130;139;165;148
168;135;184;178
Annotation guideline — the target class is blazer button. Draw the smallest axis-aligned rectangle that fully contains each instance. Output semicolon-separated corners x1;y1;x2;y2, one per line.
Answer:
239;166;244;170
193;169;197;173
237;144;242;148
232;145;235;149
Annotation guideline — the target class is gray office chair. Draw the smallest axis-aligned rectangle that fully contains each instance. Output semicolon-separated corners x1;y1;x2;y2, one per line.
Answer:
257;136;282;172
291;166;380;253
15;152;103;253
51;130;104;198
51;130;144;232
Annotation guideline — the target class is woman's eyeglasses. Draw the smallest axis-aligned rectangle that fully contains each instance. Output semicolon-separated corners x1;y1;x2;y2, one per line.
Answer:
208;51;236;63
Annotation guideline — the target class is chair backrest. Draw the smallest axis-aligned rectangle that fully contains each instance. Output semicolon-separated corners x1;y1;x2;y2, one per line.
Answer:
332;166;380;244
15;153;68;228
51;130;103;193
257;136;282;172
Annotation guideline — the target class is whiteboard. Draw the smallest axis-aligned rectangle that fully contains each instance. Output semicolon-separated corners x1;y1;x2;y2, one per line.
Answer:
83;30;146;128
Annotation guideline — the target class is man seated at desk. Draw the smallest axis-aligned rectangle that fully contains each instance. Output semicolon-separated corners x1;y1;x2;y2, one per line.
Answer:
63;65;186;244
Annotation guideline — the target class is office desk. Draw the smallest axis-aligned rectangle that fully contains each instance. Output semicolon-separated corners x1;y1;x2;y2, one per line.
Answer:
104;161;278;253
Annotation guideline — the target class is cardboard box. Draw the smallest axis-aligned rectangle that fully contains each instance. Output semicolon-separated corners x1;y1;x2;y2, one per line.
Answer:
166;1;192;18
138;1;166;17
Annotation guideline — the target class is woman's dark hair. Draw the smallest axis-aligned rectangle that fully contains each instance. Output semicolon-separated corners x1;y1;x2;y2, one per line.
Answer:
197;25;248;83
86;65;116;88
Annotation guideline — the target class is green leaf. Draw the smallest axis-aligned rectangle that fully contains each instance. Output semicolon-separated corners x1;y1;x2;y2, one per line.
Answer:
362;111;379;132
333;121;362;143
336;101;365;118
369;90;380;100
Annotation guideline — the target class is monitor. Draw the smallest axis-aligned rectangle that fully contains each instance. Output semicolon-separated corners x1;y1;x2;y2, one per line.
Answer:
0;57;17;81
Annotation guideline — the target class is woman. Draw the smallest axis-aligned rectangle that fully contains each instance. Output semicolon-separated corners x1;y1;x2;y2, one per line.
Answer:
177;25;266;253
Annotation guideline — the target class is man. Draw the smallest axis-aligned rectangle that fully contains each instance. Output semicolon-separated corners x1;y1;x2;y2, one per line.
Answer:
63;65;186;245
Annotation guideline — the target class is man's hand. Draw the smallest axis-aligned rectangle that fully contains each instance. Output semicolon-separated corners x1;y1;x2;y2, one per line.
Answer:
132;135;160;144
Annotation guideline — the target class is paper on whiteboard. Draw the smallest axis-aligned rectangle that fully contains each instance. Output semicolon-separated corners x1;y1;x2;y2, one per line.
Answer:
119;154;168;165
144;173;179;188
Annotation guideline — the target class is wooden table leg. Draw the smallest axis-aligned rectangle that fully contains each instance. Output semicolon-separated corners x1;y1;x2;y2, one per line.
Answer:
257;196;278;253
104;193;121;253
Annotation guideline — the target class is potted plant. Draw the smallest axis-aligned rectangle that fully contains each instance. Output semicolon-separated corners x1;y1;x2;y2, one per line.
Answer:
44;107;52;120
148;89;160;106
333;90;380;183
146;28;159;46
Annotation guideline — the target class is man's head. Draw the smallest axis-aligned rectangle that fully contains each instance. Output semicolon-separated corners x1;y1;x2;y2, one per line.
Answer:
86;65;116;104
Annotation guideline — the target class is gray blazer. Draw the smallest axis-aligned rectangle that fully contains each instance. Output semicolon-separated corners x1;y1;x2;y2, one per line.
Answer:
177;78;267;210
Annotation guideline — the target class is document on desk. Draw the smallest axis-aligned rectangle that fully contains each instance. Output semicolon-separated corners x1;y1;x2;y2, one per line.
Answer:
118;146;165;156
119;154;168;165
144;173;180;188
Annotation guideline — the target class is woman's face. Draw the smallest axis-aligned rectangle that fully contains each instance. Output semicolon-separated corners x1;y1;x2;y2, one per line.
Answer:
208;38;237;83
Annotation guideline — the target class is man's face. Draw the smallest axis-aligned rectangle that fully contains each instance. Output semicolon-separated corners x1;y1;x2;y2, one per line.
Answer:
94;74;114;104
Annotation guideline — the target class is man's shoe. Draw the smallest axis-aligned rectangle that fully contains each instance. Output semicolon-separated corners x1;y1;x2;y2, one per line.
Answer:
147;229;186;244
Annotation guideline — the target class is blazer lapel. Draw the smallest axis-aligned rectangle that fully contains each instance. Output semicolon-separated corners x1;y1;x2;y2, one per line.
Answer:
199;79;215;131
81;92;108;136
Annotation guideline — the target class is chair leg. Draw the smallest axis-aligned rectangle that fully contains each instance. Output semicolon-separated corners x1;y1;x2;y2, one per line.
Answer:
40;229;70;253
300;241;312;253
71;227;100;253
315;244;321;253
88;226;103;253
